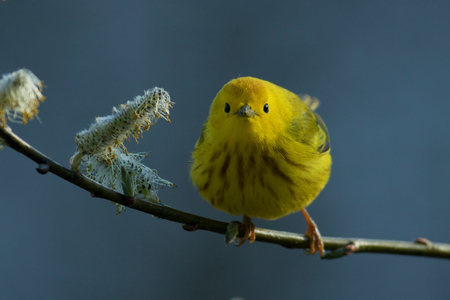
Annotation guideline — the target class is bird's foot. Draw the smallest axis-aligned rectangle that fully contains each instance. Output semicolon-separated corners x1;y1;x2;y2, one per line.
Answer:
236;215;256;246
301;209;324;256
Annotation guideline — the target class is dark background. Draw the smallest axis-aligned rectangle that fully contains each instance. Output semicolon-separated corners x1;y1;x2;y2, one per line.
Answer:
1;1;450;299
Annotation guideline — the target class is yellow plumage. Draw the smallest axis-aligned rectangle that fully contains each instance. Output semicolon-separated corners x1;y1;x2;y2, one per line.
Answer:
190;76;331;254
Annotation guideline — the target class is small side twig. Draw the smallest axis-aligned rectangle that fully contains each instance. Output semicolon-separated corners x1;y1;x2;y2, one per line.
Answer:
1;126;450;259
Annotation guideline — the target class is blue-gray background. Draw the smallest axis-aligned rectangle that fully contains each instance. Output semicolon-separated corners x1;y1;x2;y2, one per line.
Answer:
1;1;450;299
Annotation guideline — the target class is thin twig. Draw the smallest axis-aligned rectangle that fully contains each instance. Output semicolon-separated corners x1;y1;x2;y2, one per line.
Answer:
1;126;450;259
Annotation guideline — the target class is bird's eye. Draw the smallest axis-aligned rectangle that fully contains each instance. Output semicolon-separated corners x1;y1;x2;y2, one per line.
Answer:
263;103;269;113
224;103;230;113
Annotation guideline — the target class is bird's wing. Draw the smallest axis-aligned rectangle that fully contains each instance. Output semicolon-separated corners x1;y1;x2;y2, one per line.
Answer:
291;94;330;153
312;111;330;153
193;117;209;150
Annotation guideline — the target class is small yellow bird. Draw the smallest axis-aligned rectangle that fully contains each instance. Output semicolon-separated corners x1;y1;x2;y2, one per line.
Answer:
190;77;331;256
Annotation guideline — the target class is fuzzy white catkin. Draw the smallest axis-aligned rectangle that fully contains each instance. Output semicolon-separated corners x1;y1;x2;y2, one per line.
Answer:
74;87;173;159
0;69;45;126
84;149;175;202
71;87;175;213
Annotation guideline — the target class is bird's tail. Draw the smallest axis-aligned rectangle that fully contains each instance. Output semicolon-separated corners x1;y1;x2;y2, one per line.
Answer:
298;94;320;112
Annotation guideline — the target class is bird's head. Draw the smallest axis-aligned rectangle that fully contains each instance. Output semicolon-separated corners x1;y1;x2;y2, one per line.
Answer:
208;76;302;143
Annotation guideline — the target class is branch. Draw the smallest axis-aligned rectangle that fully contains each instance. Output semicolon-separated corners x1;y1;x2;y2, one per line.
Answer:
1;126;450;259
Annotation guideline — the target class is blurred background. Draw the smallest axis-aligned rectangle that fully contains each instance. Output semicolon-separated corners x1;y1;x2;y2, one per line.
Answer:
1;1;450;299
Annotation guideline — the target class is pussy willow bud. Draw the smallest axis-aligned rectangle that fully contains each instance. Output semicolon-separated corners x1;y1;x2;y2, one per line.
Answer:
0;69;45;126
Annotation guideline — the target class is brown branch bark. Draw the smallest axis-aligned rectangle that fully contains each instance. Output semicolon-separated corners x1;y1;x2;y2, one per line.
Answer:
1;126;450;259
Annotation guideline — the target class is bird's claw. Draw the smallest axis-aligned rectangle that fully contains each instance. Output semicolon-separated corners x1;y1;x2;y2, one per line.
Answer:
303;221;324;256
301;208;324;256
236;216;256;246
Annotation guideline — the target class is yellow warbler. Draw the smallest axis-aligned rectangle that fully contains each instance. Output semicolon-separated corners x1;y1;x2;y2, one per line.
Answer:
190;77;331;256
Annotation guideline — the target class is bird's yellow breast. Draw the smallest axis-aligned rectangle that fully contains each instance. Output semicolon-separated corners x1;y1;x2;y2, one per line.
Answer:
190;77;331;220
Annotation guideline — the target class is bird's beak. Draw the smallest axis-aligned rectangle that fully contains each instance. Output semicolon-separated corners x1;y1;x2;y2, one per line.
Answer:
235;104;259;117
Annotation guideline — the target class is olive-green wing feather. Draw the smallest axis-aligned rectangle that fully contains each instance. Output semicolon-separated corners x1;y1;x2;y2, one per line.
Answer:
313;111;330;153
291;94;330;153
193;117;209;150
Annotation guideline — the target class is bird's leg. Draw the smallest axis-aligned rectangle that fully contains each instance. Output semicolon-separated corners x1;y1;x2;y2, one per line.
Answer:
236;215;256;246
301;208;324;256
